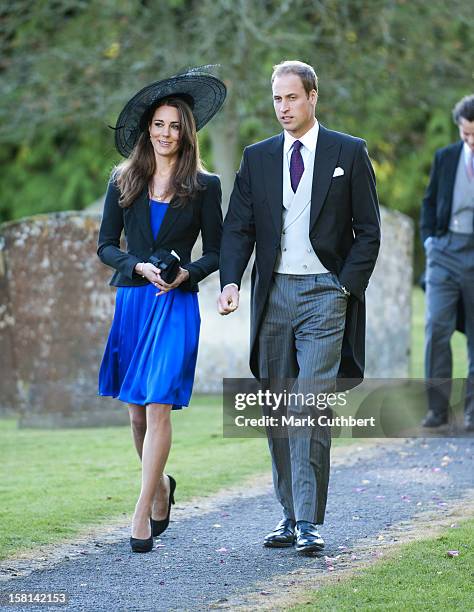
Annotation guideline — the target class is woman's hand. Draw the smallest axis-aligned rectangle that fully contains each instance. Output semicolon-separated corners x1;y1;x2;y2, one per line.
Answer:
154;267;190;296
136;262;163;285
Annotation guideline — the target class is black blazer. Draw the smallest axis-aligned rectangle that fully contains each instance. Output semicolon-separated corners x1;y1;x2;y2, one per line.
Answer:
420;141;468;242
97;172;222;292
220;125;381;384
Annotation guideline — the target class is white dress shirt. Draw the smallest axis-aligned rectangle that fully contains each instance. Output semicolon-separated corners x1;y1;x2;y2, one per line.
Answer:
464;142;474;170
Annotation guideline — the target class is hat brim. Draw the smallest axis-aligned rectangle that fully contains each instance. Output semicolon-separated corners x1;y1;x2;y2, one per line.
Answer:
114;72;227;157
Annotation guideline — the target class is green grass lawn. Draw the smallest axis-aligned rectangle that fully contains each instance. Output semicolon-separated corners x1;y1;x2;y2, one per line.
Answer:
0;397;271;560
293;518;474;611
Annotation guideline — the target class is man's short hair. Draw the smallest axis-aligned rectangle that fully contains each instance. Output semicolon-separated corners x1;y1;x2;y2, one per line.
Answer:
271;60;318;95
452;94;474;123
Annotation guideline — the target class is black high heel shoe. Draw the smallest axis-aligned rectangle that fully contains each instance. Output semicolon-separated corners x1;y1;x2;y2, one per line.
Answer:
130;519;154;553
151;475;176;537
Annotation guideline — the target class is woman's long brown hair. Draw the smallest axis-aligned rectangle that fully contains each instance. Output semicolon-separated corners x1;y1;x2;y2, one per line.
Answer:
114;97;204;208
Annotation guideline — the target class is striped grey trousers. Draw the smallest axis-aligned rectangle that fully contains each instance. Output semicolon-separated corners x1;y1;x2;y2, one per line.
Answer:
258;272;348;524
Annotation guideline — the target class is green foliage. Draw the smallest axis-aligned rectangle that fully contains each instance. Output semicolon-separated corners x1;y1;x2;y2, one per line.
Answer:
0;0;473;253
0;126;117;220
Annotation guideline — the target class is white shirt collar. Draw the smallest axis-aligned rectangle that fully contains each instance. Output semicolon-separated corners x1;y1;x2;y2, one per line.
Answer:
284;119;319;155
464;142;473;163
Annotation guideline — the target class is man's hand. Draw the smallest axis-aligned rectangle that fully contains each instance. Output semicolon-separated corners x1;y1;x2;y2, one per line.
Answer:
217;284;239;315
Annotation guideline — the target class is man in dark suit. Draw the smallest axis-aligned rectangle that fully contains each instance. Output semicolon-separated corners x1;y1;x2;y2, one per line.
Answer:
420;94;474;431
218;60;380;553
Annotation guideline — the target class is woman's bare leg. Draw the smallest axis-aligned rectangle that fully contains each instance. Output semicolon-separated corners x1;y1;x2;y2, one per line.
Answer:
128;403;171;523
128;404;147;459
131;403;172;539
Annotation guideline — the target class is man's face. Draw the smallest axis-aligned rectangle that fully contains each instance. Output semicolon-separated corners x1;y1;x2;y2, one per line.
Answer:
272;73;317;138
458;117;474;152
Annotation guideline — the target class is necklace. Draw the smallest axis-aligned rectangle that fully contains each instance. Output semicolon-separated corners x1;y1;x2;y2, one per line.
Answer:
149;189;169;201
149;178;171;201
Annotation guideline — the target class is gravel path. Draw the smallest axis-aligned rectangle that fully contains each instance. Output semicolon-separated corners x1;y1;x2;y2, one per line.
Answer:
1;437;473;611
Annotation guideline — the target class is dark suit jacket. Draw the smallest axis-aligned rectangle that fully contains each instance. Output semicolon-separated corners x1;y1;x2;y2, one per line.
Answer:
220;124;381;385
420;141;466;242
420;141;467;333
97;172;222;292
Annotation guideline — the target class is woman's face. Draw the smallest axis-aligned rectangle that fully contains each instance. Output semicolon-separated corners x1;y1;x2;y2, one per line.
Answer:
149;105;181;159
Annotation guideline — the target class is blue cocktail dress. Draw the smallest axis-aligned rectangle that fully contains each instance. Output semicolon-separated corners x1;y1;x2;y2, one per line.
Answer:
98;200;200;410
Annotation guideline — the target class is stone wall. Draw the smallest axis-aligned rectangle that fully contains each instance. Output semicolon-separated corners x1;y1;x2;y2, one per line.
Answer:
365;207;414;376
0;234;17;416
0;206;413;427
0;213;125;427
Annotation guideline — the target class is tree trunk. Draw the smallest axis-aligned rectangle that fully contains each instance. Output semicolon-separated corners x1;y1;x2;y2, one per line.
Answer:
209;95;239;216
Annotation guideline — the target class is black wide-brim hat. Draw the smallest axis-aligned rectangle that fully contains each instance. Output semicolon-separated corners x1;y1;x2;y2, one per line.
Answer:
113;66;227;157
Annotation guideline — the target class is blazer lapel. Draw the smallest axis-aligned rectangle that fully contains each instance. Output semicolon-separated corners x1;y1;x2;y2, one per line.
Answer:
445;142;463;211
153;198;186;247
132;186;187;248
263;133;284;237
309;125;341;232
132;187;154;246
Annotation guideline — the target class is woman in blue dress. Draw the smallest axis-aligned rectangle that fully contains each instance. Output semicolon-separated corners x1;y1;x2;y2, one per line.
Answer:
97;69;226;552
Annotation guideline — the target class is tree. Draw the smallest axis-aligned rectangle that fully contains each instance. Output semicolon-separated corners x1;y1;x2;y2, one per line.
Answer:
1;0;473;249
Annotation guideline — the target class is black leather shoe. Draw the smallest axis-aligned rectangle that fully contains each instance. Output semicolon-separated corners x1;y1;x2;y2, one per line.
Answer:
295;521;325;554
130;520;153;553
421;410;448;428
151;475;176;537
263;518;296;548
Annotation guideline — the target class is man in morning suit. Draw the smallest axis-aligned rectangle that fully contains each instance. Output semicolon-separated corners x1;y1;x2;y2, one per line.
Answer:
420;94;474;431
218;60;380;553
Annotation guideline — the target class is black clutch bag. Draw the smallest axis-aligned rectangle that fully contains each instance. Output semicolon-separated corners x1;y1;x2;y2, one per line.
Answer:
148;249;180;284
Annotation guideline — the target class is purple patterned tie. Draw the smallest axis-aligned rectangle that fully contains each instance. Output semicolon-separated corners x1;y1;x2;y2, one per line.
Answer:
290;140;304;192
